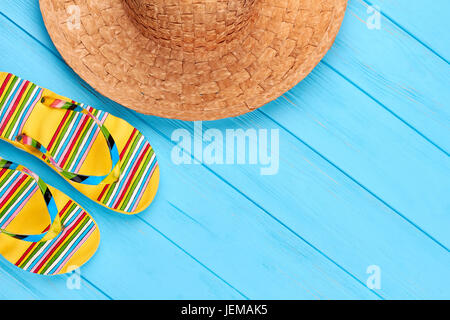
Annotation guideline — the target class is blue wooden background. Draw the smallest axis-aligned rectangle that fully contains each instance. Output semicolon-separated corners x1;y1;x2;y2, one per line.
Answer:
0;0;448;299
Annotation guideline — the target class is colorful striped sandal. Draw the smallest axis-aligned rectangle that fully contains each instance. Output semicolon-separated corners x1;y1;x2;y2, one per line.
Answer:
0;158;99;275
0;72;159;214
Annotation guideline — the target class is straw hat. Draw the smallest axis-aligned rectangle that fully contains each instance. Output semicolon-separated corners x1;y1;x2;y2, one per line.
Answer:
39;0;347;120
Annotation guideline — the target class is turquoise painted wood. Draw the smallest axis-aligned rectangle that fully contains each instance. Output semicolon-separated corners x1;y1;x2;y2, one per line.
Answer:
323;0;450;153
0;0;449;299
366;0;450;61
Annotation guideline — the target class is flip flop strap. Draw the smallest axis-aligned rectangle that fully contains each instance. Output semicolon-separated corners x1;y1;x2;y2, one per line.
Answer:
0;160;60;242
17;97;120;186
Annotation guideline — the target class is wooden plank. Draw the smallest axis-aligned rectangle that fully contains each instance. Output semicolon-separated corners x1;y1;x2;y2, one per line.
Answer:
4;0;449;236
136;112;450;299
0;256;108;299
364;0;450;60
0;14;379;299
3;0;448;152
264;62;450;248
133;133;381;299
0;0;57;50
0;141;244;299
0;0;448;299
1;24;445;297
322;0;450;152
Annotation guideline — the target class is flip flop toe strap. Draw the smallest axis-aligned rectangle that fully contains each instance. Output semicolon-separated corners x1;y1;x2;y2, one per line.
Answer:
16;97;120;186
0;160;61;242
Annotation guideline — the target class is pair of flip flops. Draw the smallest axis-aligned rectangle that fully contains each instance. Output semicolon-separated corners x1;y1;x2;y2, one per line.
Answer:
0;72;159;275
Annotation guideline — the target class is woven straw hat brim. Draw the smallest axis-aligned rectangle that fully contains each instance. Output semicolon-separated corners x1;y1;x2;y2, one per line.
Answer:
39;0;347;120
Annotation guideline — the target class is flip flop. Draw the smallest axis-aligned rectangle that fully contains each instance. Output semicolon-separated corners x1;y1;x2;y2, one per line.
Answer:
0;158;99;275
0;72;159;214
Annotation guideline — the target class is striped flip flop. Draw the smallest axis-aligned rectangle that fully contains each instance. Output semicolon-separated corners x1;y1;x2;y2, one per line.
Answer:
0;72;159;214
0;158;99;275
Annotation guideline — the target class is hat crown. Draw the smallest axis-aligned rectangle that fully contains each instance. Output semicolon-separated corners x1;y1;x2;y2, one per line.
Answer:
123;0;258;50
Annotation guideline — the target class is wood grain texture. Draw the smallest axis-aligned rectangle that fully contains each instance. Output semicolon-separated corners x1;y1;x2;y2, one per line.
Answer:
323;0;450;152
0;0;449;299
0;141;245;300
0;253;108;299
366;0;450;61
0;12;378;300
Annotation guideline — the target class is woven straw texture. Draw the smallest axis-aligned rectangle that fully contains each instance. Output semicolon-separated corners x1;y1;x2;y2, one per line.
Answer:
39;0;347;120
